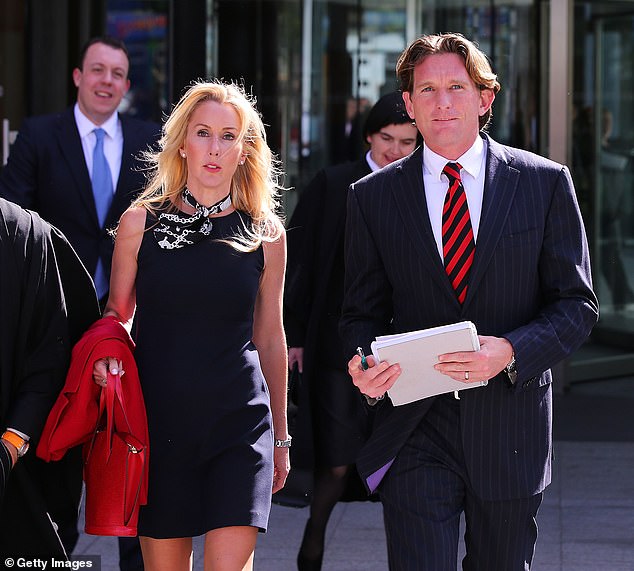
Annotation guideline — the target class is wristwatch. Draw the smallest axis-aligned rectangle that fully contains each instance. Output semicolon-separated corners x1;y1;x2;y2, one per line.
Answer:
364;394;385;407
1;430;30;457
504;354;518;385
274;436;292;448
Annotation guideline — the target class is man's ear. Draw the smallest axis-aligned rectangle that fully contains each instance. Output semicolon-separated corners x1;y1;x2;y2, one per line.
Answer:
72;68;82;88
402;91;416;120
479;88;495;117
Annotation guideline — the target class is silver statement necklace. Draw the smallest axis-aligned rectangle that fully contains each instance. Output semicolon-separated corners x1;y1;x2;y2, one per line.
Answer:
153;188;232;250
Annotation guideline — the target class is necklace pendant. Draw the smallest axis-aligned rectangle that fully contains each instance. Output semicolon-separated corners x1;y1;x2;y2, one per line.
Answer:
201;219;213;234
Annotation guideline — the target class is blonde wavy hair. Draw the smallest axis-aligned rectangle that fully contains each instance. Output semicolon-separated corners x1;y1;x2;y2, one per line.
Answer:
135;79;284;251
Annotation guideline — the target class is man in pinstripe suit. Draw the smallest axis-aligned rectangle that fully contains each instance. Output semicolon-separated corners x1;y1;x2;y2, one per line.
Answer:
340;33;598;570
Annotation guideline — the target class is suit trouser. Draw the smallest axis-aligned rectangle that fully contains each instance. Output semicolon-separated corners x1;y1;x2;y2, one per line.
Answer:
379;394;543;571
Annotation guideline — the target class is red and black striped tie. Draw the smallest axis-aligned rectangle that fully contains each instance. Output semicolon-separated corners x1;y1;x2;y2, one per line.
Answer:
442;162;475;304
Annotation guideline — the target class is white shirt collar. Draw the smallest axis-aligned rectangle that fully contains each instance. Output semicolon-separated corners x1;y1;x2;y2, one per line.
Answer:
365;150;382;173
74;103;119;140
423;135;485;181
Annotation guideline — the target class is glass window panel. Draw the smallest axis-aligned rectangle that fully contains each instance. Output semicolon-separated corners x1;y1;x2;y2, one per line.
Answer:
303;0;410;179
572;1;634;336
417;0;540;151
107;0;170;122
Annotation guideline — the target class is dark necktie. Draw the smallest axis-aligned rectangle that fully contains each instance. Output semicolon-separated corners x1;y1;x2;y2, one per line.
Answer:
91;128;114;299
442;162;475;304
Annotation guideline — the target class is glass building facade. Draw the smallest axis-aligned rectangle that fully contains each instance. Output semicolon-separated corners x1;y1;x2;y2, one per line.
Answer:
1;0;633;385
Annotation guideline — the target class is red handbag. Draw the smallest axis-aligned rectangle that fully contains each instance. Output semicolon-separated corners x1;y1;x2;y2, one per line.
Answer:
83;371;147;536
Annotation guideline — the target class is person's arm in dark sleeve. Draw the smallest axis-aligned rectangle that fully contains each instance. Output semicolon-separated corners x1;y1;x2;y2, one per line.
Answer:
504;165;599;388
339;181;394;359
284;170;328;347
5;217;70;443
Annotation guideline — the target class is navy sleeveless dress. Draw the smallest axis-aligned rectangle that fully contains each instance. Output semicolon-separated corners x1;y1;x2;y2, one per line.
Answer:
134;209;274;538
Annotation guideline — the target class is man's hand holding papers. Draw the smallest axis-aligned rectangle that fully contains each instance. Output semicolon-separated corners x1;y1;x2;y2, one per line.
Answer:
348;323;517;406
435;334;515;384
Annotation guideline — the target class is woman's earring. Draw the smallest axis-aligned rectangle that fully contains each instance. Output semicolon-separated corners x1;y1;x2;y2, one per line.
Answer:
180;152;186;158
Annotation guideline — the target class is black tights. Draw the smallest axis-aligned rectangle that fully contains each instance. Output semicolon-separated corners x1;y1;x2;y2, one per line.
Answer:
299;464;352;559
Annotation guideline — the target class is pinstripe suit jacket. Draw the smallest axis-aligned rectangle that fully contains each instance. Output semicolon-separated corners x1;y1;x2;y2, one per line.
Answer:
340;134;598;501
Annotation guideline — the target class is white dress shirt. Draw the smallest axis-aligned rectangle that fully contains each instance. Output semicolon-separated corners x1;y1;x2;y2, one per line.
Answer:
74;103;123;193
422;136;487;261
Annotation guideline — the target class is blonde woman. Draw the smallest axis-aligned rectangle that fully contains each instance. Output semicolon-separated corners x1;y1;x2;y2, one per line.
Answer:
93;80;289;570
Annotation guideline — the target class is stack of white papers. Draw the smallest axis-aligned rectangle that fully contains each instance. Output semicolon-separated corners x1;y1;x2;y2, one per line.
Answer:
370;321;487;406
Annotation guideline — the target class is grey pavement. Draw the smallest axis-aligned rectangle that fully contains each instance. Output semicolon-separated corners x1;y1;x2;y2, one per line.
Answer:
73;376;634;570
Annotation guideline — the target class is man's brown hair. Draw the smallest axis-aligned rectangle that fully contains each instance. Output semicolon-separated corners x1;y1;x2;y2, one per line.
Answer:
396;33;501;130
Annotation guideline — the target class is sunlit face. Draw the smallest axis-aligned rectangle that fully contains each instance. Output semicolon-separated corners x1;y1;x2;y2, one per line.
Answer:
180;100;244;196
367;122;419;168
73;42;130;126
402;52;494;159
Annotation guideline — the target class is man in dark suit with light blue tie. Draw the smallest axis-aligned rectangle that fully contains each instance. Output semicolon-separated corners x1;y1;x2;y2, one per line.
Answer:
0;35;159;307
0;35;159;570
341;33;599;570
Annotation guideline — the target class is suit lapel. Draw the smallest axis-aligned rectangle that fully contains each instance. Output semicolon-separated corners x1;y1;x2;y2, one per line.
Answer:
463;135;519;309
56;109;99;226
391;148;459;305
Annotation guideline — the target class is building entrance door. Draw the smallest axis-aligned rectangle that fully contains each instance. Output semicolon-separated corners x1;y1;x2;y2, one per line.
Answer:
593;10;634;330
570;0;634;381
0;0;26;165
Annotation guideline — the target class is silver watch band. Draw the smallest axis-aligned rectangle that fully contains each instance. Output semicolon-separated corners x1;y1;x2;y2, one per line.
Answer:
274;436;292;448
